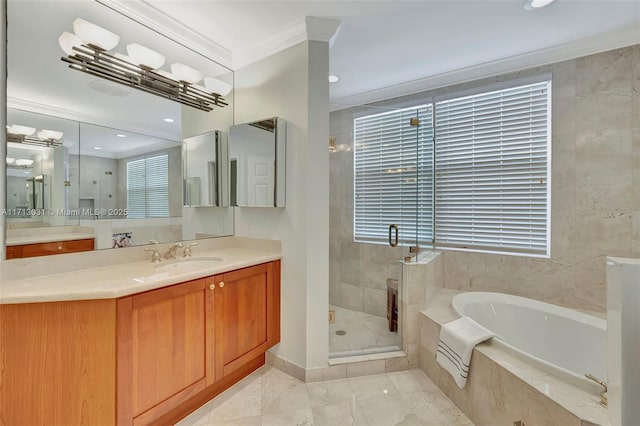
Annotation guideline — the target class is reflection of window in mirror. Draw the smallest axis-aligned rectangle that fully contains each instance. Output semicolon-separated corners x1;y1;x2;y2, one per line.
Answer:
126;154;169;219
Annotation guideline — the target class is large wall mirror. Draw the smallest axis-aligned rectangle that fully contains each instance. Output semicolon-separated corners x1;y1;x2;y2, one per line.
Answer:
5;0;234;258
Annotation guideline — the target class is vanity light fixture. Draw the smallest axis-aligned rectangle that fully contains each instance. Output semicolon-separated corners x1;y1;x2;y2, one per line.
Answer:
58;18;231;111
7;126;63;147
37;130;64;141
126;43;166;70
524;0;557;10
15;159;34;167
7;125;36;137
58;18;230;112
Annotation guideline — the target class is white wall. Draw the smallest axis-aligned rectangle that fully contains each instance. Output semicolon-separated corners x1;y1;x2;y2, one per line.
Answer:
234;40;330;369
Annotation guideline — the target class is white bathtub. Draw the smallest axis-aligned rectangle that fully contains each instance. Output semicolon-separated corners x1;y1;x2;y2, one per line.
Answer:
452;292;607;393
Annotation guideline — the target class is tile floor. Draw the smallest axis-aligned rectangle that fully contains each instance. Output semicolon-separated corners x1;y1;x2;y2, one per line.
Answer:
175;366;473;426
329;305;402;357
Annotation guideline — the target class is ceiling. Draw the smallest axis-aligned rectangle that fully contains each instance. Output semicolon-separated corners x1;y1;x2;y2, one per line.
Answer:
144;0;640;107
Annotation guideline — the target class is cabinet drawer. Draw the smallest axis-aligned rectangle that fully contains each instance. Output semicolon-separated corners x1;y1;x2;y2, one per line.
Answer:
5;245;23;259
21;238;94;258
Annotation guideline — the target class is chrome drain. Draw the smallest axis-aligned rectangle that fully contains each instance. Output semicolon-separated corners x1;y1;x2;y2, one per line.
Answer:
335;330;347;336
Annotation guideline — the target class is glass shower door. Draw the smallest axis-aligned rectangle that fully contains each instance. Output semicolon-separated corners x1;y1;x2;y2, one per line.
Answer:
328;105;425;358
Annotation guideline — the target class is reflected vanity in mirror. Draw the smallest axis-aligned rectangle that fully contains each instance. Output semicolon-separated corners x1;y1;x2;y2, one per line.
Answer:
4;0;234;259
229;117;286;207
183;131;228;207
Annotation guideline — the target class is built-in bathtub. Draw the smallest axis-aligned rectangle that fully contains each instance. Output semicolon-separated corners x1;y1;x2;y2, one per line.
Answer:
451;291;607;394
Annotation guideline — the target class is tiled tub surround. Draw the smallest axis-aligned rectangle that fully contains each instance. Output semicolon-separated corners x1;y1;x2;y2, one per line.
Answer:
330;44;640;314
419;290;608;426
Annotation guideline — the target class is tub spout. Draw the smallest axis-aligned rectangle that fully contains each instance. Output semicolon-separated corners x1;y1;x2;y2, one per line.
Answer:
585;373;608;408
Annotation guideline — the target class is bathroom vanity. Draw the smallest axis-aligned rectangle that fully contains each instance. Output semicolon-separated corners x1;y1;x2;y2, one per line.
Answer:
0;248;281;425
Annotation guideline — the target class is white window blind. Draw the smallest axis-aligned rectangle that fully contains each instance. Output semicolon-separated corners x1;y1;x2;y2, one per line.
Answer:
127;154;169;219
434;81;550;254
354;105;434;245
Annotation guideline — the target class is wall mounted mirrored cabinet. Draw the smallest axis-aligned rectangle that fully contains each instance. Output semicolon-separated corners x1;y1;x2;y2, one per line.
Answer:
228;117;286;207
183;131;229;207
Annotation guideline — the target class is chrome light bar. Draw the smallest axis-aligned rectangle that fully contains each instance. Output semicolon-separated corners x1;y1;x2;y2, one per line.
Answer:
61;45;228;112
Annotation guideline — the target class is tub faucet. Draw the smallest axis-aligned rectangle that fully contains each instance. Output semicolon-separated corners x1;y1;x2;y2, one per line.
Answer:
585;373;608;407
165;243;183;259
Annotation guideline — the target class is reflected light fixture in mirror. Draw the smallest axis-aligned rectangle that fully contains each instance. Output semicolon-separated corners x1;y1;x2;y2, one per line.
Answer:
7;125;64;147
57;18;232;112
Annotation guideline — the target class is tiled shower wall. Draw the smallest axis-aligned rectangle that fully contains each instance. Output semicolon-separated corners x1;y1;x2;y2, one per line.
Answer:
329;44;640;313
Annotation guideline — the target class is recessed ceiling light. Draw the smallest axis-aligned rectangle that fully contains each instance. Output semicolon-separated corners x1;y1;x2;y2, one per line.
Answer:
93;146;102;150
163;118;175;123
328;74;340;83
116;134;126;138
524;0;557;10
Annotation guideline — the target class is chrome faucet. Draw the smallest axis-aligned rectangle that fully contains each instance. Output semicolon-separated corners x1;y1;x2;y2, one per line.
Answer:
164;243;183;259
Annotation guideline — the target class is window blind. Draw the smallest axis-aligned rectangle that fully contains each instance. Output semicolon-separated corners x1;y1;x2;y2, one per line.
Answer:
354;105;434;245
127;154;169;219
434;81;550;254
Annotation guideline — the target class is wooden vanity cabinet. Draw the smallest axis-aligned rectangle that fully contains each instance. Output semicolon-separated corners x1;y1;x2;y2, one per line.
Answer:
213;261;281;379
117;277;215;425
117;260;281;425
0;260;281;426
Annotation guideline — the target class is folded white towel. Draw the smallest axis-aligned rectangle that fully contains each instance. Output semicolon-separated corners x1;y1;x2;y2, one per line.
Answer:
436;316;495;388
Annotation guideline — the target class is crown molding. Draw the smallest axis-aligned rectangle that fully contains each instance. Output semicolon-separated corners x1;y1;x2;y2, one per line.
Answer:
330;24;640;111
234;17;341;69
96;0;233;68
305;17;341;46
7;97;177;141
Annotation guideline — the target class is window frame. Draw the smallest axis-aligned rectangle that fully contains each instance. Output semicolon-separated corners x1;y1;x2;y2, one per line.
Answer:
352;75;552;257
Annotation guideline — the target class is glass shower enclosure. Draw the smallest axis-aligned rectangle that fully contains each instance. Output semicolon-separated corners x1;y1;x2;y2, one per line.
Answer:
328;104;433;358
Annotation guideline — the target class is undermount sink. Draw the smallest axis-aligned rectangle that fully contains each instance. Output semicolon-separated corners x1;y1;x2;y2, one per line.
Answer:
154;257;223;273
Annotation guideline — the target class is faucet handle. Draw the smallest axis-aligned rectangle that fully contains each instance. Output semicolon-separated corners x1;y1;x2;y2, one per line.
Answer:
183;242;199;257
144;247;162;263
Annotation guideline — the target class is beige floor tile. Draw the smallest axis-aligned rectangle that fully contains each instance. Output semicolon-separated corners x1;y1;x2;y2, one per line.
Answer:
357;394;413;426
209;416;262;426
262;375;311;414
348;374;400;400
306;378;356;408
311;401;369;426
208;383;261;422
262;408;314;426
387;370;438;394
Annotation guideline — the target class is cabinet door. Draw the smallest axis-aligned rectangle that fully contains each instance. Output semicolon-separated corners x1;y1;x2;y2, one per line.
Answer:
117;278;213;425
214;262;276;379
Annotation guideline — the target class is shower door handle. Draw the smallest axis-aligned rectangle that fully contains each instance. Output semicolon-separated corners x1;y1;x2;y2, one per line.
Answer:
388;224;399;247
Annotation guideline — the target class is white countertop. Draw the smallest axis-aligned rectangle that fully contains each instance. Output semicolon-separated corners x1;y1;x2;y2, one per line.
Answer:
6;233;95;246
0;247;281;304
